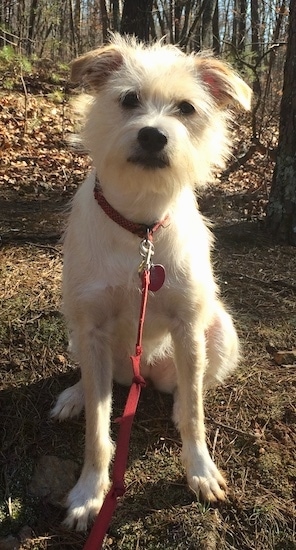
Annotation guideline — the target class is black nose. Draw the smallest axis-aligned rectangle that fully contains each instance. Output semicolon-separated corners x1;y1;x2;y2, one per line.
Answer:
137;127;168;153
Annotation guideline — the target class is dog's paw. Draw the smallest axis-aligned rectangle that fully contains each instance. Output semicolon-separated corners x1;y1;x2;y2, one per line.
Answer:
63;470;109;531
50;381;84;421
63;496;104;532
188;467;226;502
183;442;227;502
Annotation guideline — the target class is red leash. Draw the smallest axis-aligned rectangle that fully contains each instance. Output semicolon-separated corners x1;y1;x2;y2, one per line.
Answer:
84;252;158;549
83;188;167;549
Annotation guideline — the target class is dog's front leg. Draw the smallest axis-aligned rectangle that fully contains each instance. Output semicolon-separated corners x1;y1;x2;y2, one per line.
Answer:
64;322;113;531
172;323;226;502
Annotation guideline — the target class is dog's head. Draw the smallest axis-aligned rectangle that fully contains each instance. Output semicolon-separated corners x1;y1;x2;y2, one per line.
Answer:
71;35;251;195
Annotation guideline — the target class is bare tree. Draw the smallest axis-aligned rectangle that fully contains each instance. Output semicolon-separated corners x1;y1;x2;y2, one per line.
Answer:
111;0;120;31
100;0;108;42
68;0;78;56
212;1;220;54
74;0;81;53
120;0;153;41
201;0;217;49
267;0;296;244
237;0;246;55
27;0;38;54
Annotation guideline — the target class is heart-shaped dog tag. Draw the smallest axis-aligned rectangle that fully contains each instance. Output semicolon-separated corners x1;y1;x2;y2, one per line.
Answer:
149;264;166;292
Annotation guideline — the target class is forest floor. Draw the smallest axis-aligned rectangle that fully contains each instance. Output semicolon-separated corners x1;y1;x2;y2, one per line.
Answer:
0;90;296;550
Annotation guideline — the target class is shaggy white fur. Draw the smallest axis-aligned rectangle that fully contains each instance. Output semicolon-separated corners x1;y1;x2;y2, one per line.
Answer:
51;34;251;531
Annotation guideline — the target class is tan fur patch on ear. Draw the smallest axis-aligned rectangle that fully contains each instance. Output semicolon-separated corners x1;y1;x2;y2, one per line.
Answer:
195;56;252;111
71;45;123;90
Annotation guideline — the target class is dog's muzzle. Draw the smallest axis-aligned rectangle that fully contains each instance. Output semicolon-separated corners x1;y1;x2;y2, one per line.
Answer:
128;126;170;169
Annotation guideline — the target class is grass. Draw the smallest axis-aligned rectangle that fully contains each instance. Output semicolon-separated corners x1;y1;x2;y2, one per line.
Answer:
1;234;295;549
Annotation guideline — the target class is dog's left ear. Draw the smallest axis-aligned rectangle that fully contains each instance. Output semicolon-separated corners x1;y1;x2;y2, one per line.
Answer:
195;57;252;110
70;44;123;91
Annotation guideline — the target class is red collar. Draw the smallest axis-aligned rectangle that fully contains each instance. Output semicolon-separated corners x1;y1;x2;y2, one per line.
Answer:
94;182;169;239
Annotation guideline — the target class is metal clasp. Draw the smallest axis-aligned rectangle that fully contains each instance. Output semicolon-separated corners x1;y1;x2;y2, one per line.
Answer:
138;237;154;274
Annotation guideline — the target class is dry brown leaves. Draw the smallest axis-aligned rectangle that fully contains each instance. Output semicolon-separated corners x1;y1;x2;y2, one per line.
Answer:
0;93;90;200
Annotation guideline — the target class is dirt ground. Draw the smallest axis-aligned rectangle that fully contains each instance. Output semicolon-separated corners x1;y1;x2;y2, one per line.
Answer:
0;93;295;549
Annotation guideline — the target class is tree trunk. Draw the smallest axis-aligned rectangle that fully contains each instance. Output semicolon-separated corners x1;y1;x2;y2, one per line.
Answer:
232;0;238;51
100;0;109;43
74;0;81;53
168;0;174;43
27;0;39;55
237;0;246;55
112;0;120;32
213;1;220;54
69;0;77;56
201;0;217;49
120;0;153;41
189;1;207;52
154;0;166;38
251;0;261;101
251;0;260;62
266;0;296;245
175;0;183;44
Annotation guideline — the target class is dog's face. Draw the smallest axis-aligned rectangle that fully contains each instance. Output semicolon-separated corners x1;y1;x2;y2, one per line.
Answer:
72;35;251;195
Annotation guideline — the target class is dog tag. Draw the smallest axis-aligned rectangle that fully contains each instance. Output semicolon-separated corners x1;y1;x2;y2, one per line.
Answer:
149;264;166;292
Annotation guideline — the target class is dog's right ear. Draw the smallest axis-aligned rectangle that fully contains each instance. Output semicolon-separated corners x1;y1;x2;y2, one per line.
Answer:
71;45;123;91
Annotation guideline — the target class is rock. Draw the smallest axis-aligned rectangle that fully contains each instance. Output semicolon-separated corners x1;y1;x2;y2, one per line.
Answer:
0;526;34;550
18;526;33;543
0;535;20;550
266;342;278;354
272;349;296;365
29;455;78;506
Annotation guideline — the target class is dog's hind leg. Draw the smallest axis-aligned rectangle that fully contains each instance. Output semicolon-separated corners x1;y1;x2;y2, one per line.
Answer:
204;301;239;389
173;303;239;427
51;380;84;421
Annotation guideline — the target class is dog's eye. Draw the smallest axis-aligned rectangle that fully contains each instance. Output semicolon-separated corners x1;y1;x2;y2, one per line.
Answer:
121;92;140;109
178;101;195;115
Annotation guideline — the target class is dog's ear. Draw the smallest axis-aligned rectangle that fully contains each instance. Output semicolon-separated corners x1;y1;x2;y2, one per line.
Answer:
70;45;123;90
195;57;252;110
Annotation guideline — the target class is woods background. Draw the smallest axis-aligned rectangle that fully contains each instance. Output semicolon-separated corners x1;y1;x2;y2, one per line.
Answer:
0;2;289;177
2;0;295;242
1;4;296;550
0;0;290;149
0;0;289;60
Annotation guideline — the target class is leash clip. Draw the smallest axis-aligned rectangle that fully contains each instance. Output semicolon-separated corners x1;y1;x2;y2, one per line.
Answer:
138;237;154;274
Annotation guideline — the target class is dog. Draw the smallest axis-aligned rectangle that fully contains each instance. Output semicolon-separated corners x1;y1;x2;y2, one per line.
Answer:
51;34;251;531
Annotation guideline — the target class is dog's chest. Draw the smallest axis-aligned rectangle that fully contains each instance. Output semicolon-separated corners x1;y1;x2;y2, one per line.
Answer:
110;286;171;348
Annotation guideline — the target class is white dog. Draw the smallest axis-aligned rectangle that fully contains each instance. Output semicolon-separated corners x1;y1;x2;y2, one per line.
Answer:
51;34;251;531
